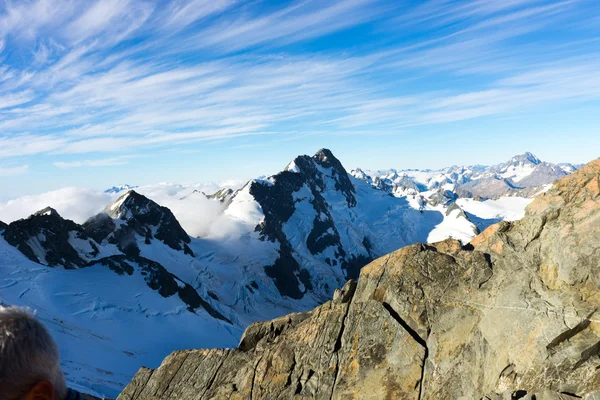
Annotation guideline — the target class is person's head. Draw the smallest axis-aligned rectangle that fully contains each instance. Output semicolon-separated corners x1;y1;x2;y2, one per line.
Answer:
0;306;67;400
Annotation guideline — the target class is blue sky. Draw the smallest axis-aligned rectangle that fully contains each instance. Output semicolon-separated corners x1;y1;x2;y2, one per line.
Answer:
0;0;599;198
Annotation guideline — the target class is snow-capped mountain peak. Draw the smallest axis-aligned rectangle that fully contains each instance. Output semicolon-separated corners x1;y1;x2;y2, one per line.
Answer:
33;206;61;218
205;188;236;204
509;151;541;166
354;152;578;201
93;190;193;256
2;206;98;268
350;167;371;183
105;190;153;219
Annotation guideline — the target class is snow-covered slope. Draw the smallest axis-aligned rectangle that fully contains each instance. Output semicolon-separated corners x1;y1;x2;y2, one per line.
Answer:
0;148;557;397
0;235;240;397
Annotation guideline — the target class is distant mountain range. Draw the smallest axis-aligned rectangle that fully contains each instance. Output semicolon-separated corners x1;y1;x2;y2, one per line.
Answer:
0;149;580;397
352;152;582;202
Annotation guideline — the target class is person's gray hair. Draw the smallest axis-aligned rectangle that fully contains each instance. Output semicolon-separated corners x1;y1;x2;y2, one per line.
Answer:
0;306;68;400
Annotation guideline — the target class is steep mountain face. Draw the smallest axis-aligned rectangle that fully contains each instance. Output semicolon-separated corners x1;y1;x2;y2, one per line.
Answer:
248;149;361;299
230;148;448;302
457;176;520;199
2;207;99;268
206;188;235;203
86;190;194;257
0;149;554;397
119;158;600;400
1;194;222;315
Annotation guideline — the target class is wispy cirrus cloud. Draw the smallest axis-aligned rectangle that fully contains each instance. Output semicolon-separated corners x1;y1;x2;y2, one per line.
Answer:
0;0;598;167
53;156;132;168
0;164;29;177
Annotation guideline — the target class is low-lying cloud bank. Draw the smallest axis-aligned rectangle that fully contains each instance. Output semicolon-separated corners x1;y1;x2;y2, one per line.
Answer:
0;181;245;239
0;187;113;224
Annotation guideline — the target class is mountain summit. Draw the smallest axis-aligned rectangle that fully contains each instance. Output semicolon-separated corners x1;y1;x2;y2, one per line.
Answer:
355;152;577;201
509;151;542;166
120;158;600;400
88;190;193;256
228;148;437;301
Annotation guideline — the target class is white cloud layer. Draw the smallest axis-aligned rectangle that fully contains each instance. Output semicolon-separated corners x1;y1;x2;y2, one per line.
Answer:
0;181;245;238
0;165;28;177
0;187;112;223
53;157;131;168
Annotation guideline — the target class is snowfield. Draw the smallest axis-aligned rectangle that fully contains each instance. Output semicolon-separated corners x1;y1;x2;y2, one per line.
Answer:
0;236;241;397
0;150;562;398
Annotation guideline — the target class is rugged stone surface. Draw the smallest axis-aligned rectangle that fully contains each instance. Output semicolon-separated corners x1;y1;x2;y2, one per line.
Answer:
92;190;194;256
120;159;600;399
250;149;369;299
206;188;235;204
427;187;458;206
0;194;223;321
2;208;98;268
89;255;229;320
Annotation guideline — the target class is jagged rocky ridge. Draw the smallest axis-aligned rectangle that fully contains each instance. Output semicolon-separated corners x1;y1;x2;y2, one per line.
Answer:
0;149;549;396
249;149;367;299
119;158;600;399
0;193;225;320
0;149;474;326
206;188;236;203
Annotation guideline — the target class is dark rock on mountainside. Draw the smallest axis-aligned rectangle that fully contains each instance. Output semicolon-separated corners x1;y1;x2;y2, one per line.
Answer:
83;213;117;244
313;148;356;207
206;188;235;203
518;162;567;187
427;187;458;206
375;174;423;194
0;220;7;230
2;207;98;268
445;201;467;218
119;158;600;399
457;176;519;199
85;190;193;256
249;149;368;299
0;194;225;323
89;255;230;322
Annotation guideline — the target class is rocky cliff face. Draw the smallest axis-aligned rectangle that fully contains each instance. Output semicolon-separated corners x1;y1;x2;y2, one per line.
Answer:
3;206;100;268
118;158;600;400
94;190;194;256
0;192;224;319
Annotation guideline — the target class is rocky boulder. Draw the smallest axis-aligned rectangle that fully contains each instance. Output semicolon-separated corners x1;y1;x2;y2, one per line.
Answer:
118;159;600;400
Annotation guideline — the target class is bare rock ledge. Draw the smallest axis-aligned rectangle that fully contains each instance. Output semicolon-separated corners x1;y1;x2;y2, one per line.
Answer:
119;159;600;400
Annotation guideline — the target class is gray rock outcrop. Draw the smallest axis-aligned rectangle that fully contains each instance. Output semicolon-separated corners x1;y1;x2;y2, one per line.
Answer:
118;159;600;399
